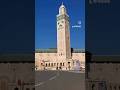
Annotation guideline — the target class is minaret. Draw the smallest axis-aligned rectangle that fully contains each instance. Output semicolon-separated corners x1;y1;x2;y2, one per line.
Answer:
57;3;71;60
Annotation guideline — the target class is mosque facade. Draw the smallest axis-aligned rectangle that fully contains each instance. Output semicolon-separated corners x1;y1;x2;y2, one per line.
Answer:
35;3;85;71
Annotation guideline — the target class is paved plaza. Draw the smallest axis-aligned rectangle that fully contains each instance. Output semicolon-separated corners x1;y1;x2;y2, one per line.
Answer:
35;71;85;90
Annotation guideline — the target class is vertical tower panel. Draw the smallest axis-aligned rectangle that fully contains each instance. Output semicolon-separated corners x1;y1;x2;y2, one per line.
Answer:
57;3;71;60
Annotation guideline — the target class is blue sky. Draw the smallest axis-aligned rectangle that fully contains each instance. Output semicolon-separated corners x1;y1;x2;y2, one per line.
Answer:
35;0;85;49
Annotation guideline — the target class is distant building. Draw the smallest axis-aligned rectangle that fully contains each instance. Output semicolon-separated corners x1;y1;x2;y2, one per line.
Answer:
35;3;85;71
86;54;120;90
0;54;34;90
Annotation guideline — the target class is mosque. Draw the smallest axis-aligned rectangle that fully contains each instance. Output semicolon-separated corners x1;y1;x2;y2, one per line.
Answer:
35;3;85;71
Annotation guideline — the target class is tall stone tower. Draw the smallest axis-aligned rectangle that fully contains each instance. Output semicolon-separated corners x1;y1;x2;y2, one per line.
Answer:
57;3;71;60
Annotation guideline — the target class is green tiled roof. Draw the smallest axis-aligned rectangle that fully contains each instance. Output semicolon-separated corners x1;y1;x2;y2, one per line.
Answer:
72;49;85;53
35;48;85;53
35;48;57;53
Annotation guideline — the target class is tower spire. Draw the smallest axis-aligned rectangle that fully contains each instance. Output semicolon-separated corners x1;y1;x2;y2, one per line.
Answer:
62;2;63;5
59;2;67;15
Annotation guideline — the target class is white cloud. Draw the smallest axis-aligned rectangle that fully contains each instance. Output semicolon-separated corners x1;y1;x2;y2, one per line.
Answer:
72;25;81;28
72;20;82;29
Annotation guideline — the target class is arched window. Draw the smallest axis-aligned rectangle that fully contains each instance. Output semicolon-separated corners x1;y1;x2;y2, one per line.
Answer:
62;21;64;23
51;63;53;67
68;62;70;65
46;63;47;67
60;63;62;66
63;63;64;66
49;63;50;67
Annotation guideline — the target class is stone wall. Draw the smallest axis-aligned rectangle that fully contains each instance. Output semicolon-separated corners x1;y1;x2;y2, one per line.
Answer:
0;63;34;90
86;63;120;90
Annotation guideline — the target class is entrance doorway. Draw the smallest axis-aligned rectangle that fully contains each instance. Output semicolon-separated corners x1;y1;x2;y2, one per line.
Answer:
68;62;71;70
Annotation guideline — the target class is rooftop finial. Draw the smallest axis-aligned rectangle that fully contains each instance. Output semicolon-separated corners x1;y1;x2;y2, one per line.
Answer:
62;2;63;5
